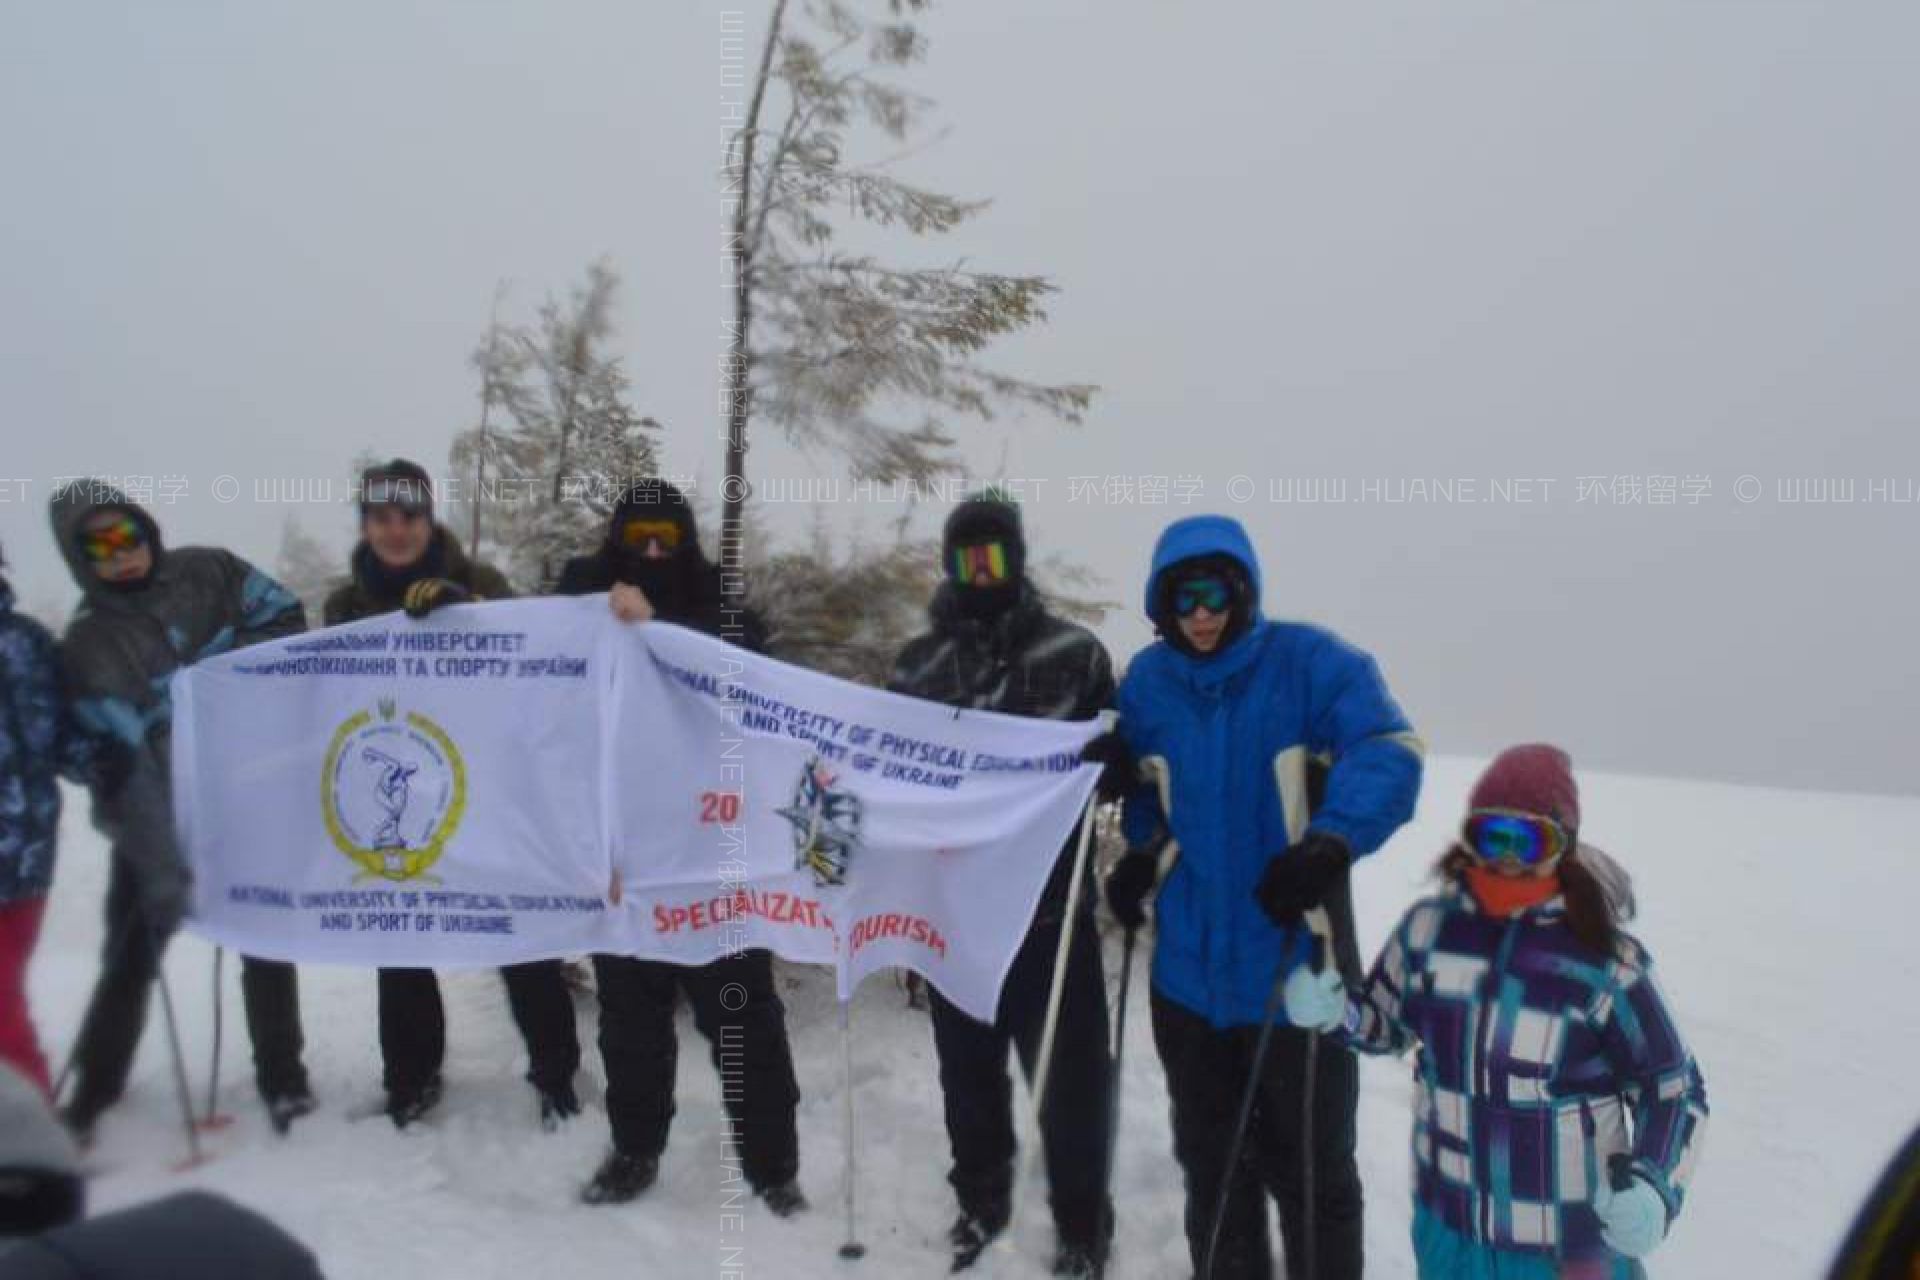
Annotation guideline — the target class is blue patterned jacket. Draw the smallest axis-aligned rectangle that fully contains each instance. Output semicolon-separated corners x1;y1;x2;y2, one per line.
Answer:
0;580;104;902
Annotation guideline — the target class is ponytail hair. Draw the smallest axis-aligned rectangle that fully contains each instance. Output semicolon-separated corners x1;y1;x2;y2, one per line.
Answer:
1436;841;1636;960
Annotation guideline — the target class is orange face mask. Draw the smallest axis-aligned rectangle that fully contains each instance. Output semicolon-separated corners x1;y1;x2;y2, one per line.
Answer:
1463;862;1560;917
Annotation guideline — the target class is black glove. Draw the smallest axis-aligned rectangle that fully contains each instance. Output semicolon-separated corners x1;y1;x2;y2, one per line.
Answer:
1078;729;1136;804
1254;833;1351;927
1105;847;1162;931
403;578;471;619
139;862;192;941
92;739;135;800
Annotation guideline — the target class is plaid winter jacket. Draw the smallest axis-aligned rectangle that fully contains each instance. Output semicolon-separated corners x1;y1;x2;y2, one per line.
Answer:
1345;882;1708;1263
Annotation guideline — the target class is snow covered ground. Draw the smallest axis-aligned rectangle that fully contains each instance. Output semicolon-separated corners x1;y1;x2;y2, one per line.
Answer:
27;755;1919;1278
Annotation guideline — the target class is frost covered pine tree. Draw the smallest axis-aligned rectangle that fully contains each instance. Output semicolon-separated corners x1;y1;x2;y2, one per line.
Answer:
275;514;341;625
450;260;662;591
720;0;1096;562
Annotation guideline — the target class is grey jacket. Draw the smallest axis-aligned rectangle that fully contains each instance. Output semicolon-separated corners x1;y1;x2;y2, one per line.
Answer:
48;481;304;929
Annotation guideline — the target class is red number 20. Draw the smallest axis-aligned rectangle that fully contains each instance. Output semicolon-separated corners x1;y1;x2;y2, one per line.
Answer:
699;791;742;824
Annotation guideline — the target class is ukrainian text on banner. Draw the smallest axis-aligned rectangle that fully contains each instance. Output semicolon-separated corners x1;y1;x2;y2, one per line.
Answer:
171;597;625;963
606;621;1103;1022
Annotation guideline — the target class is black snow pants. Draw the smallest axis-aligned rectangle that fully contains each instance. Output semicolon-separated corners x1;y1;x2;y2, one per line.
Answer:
377;960;581;1098
1150;989;1363;1280
68;852;307;1125
926;902;1113;1248
592;948;800;1189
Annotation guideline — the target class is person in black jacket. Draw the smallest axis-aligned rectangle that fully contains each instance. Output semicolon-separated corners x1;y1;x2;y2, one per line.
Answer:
555;481;803;1216
48;481;310;1140
887;495;1116;1276
322;460;582;1130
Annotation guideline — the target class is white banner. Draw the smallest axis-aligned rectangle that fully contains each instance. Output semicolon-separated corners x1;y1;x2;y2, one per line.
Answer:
172;597;628;963
608;622;1101;1020
171;598;1100;1020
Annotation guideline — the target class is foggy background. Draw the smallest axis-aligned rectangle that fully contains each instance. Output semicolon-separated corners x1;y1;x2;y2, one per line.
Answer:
4;2;1915;797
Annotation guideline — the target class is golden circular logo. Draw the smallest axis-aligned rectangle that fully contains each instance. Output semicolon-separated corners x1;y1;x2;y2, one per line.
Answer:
321;701;467;882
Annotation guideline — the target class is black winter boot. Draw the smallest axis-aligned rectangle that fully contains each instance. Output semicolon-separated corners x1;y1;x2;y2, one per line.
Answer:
386;1074;443;1130
582;1150;659;1205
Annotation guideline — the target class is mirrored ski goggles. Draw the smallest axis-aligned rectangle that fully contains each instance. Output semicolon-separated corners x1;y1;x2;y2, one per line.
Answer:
1462;808;1569;869
362;478;432;514
79;516;147;563
950;540;1011;584
617;518;682;552
1170;576;1232;617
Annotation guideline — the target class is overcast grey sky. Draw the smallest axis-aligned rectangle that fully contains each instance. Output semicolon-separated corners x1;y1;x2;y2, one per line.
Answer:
3;2;1915;796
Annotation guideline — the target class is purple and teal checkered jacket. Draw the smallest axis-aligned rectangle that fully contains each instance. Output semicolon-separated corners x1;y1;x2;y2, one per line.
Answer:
1343;882;1708;1262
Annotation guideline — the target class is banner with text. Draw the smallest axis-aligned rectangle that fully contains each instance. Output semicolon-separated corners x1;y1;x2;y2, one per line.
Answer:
171;597;626;963
607;621;1102;1020
172;598;1101;1018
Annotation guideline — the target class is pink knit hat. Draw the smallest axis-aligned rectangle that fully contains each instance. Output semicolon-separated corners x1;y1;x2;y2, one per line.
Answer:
1467;743;1579;835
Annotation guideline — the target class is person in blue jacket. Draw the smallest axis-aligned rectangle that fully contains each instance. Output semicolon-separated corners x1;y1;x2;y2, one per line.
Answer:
1104;514;1424;1280
0;548;114;1099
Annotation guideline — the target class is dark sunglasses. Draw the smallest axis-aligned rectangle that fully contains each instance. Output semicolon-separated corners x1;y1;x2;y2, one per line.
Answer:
1171;576;1232;617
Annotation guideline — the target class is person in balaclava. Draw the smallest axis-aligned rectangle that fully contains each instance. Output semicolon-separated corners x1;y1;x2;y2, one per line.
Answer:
554;481;803;1215
47;481;312;1141
1283;744;1709;1279
1105;514;1424;1280
886;494;1118;1276
321;459;582;1130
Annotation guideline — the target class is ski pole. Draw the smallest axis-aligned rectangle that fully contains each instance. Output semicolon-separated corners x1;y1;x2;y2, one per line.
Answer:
1094;924;1137;1280
203;946;226;1127
838;998;866;1260
1298;906;1336;1280
1200;905;1334;1280
1030;793;1100;1120
153;945;206;1169
1001;788;1103;1256
1201;968;1286;1280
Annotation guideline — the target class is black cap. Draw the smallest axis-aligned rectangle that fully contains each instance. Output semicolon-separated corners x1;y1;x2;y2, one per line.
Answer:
359;459;434;518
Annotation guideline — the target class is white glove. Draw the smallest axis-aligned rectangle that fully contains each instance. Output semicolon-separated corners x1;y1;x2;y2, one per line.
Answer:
1283;964;1347;1034
1594;1172;1668;1258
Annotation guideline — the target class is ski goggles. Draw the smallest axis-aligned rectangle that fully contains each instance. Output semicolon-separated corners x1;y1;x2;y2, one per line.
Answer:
617;518;682;553
950;540;1012;584
79;516;147;563
1462;808;1570;870
1170;575;1232;617
362;476;433;513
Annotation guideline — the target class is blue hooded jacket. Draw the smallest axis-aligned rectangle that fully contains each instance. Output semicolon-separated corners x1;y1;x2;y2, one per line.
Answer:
1117;516;1424;1028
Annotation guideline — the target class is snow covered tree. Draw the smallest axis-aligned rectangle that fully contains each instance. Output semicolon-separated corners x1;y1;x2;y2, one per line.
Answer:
748;513;942;684
720;0;1096;562
449;260;661;590
275;514;342;624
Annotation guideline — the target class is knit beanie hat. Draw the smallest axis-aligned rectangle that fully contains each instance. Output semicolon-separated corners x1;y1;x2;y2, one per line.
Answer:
1468;743;1580;837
